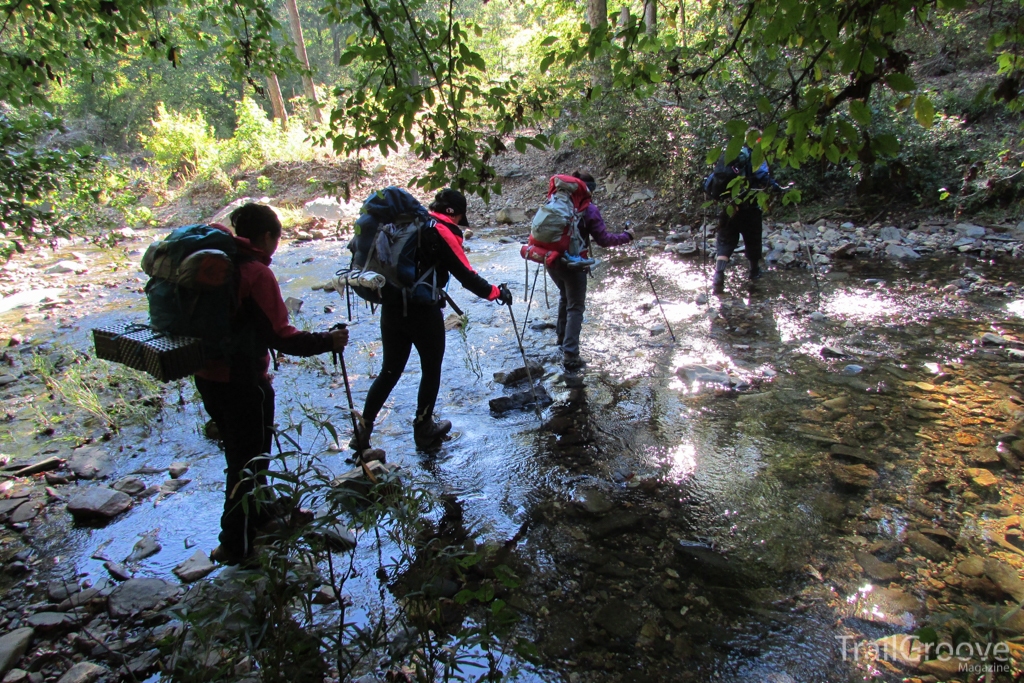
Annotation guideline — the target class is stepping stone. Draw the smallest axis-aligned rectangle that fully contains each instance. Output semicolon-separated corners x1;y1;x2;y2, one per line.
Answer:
66;488;132;522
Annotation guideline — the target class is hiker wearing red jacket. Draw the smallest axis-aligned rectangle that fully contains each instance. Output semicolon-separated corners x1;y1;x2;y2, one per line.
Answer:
350;189;512;453
549;171;634;369
195;203;348;566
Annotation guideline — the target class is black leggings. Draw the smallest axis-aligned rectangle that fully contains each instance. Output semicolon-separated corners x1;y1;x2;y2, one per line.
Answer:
363;303;446;424
195;375;275;557
715;204;763;264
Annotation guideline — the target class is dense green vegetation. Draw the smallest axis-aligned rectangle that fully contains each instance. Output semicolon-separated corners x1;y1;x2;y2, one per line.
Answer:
2;0;1024;253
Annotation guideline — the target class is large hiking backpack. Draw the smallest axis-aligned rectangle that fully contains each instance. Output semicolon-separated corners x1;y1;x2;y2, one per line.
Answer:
344;187;438;307
703;147;752;200
142;224;243;361
520;175;591;267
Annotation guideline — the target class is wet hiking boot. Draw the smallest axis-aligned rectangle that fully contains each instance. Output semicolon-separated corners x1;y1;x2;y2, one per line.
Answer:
563;353;585;370
712;260;728;293
348;413;373;453
210;544;259;568
413;416;452;451
749;262;762;281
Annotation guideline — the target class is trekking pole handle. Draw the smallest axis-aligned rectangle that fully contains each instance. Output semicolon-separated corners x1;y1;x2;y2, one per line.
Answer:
330;322;347;366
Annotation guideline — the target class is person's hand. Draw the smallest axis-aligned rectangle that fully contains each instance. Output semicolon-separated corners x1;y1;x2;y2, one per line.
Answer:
497;283;513;306
330;326;349;351
624;226;635;241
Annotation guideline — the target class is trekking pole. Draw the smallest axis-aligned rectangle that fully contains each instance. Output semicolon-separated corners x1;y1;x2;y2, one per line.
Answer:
505;302;544;423
543;268;550;308
330;323;361;440
520;262;541;339
631;226;676;342
795;203;822;304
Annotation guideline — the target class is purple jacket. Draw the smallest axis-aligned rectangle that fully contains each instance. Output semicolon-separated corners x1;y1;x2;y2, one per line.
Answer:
581;204;631;248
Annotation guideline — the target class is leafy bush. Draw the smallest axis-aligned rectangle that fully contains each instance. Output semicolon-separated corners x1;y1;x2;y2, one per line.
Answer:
141;103;221;177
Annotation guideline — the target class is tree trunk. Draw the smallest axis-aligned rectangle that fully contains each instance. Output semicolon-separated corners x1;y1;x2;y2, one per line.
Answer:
619;5;630;28
644;0;657;36
587;0;607;29
332;26;341;67
266;74;289;129
284;0;323;124
679;1;686;47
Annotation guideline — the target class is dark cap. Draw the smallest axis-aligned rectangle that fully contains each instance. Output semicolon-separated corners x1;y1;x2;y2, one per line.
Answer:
429;188;468;217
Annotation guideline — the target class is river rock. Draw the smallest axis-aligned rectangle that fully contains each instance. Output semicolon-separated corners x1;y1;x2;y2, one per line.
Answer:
905;531;950;561
965;467;1000;490
66;488;132;521
849;587;922;628
493;362;544;386
107;578;181;619
13;457;63;477
495;208;527;224
173;551;216;583
0;628;33;676
67;446;113;480
983;558;1024;601
593;599;642;640
168;462;189;479
956;222;987;238
970;448;1002;467
879;226;903;242
103;562;131;582
831;444;881;464
312;586;337;605
58;587;102;612
957;555;986;577
874;634;921;668
853;550;900;582
47;580;80;602
55;662;106;683
46;261;87;275
160;478;190;493
831;463;878;488
590;511;641;538
125;535;161;563
111;477;145;496
25;612;74;631
488;385;553;413
577;489;614;515
823;396;849;410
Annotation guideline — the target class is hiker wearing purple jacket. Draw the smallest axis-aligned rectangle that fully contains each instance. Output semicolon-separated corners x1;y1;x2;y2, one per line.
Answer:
547;171;634;369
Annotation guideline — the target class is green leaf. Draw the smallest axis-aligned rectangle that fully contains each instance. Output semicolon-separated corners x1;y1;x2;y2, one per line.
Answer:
849;100;871;126
914;94;935;128
540;36;558;47
724;136;744;164
539;54;554;73
725;119;747;136
819;15;838;42
873;133;900;156
884;72;916;92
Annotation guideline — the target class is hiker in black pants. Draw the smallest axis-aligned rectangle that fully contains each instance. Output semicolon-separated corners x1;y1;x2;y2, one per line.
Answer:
706;145;783;293
350;189;512;453
195;203;348;565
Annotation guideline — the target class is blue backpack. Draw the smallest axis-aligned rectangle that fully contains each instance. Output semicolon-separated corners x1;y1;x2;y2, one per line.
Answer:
142;224;248;361
345;187;439;308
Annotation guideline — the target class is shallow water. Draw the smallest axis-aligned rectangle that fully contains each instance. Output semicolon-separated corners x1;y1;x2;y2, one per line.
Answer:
7;229;1024;681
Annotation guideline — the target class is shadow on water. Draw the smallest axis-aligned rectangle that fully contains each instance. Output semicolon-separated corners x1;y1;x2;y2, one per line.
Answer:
12;229;1024;681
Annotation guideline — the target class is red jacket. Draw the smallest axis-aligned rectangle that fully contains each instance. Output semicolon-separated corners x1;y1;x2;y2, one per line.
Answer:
197;225;333;383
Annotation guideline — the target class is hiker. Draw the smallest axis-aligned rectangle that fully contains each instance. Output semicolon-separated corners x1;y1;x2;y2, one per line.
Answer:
546;171;633;369
194;203;348;566
704;144;783;293
350;188;513;452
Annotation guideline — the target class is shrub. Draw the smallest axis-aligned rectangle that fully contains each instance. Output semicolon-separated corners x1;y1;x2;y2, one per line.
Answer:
141;103;221;178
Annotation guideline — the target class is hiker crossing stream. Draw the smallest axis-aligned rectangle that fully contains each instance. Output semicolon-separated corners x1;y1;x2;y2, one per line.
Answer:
2;225;1024;681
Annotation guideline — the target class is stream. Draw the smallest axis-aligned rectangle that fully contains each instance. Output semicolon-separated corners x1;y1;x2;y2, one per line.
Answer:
2;225;1024;682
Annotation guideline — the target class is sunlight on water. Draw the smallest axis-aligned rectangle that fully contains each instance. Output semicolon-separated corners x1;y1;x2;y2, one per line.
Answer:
824;291;892;321
1008;299;1024;317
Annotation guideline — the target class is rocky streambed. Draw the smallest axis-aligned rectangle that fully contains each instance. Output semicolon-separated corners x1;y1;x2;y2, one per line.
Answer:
0;219;1021;681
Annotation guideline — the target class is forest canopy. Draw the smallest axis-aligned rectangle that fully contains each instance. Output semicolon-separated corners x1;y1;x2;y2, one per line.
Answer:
1;0;1023;249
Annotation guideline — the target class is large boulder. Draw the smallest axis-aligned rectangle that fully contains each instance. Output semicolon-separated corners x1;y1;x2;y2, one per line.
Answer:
0;628;33;676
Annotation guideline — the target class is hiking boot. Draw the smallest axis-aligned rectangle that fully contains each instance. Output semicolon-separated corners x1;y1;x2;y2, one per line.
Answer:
210;544;258;568
749;262;761;280
563;353;586;370
413;416;452;450
348;413;373;452
712;260;728;293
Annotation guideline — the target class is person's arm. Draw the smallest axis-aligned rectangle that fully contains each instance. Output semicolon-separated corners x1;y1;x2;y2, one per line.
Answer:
584;205;632;248
431;225;500;301
245;264;336;356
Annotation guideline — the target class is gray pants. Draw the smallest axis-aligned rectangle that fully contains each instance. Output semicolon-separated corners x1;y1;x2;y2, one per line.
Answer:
547;264;588;356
